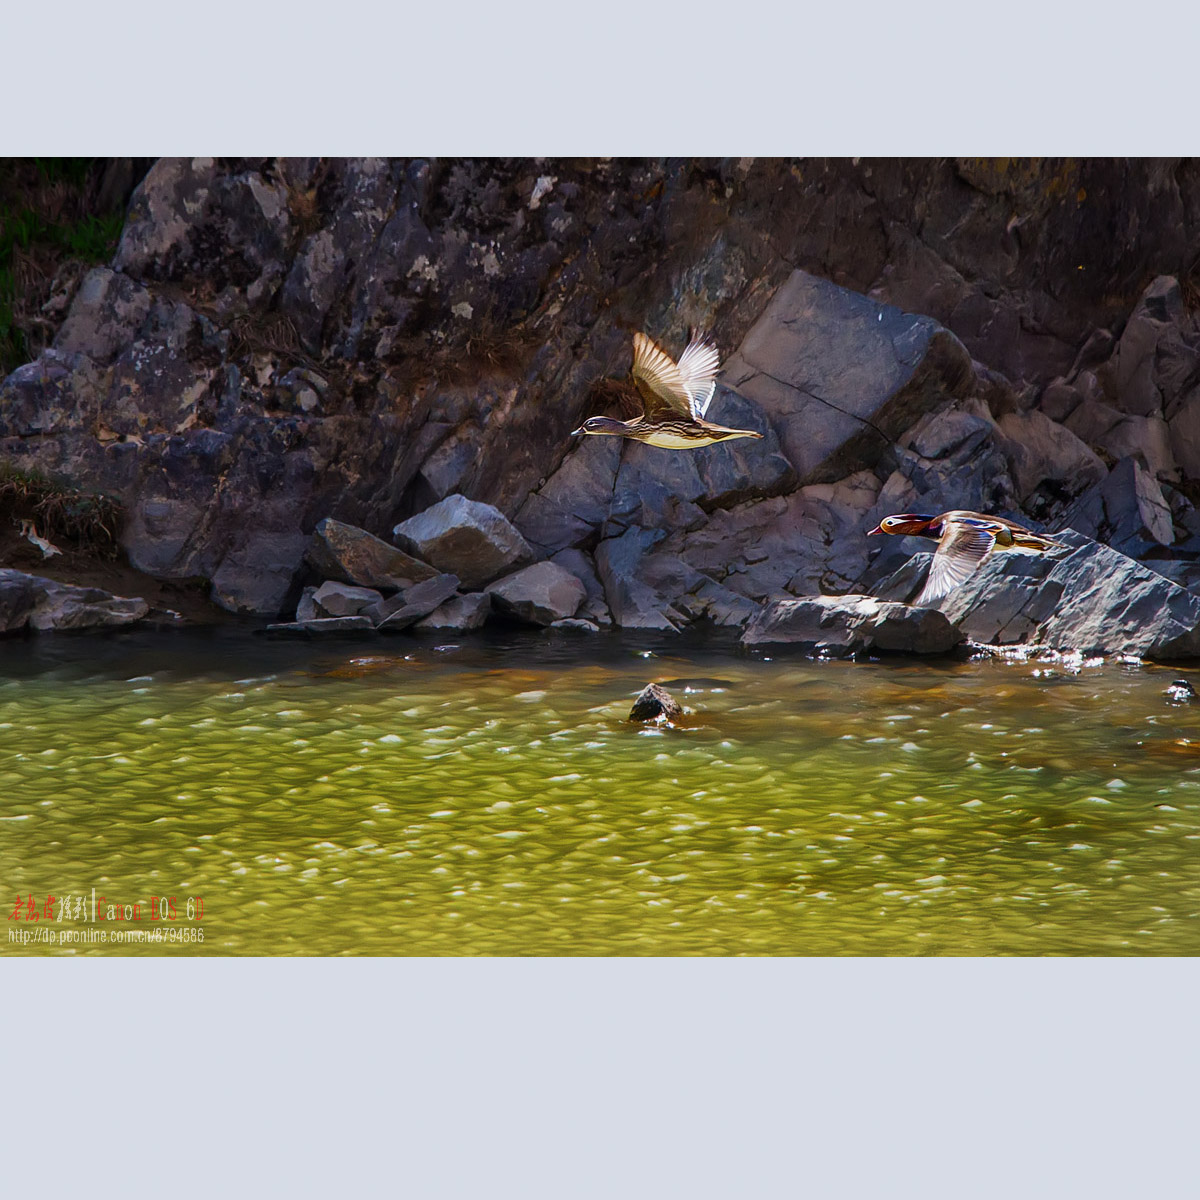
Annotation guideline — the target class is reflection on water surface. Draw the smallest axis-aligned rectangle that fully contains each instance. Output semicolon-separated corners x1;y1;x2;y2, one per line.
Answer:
1;629;1198;955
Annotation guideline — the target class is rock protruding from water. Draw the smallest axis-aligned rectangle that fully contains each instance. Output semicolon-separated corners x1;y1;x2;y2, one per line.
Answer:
741;594;964;655
486;562;585;626
0;569;149;633
629;683;683;722
1165;679;1197;703
416;592;492;632
392;494;534;590
375;574;461;631
265;616;376;636
721;270;976;485
879;530;1200;661
307;517;437;591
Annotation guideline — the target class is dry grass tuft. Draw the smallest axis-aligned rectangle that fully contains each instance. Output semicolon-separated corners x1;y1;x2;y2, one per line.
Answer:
0;462;123;557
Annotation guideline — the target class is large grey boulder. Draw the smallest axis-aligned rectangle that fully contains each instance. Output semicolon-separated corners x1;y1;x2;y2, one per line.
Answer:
594;528;680;630
486;562;586;626
392;494;533;589
721;270;975;485
0;569;149;633
741;594;964;655
307;517;436;590
877;530;1200;660
210;530;310;617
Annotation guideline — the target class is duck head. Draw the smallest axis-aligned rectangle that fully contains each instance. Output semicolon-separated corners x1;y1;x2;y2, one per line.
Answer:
571;416;630;438
867;514;938;537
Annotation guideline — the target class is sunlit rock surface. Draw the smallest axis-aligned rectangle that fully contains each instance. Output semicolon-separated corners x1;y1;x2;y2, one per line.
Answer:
742;594;963;656
876;531;1200;661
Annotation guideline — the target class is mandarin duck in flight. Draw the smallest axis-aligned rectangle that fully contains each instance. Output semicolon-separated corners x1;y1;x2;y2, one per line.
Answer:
571;330;762;449
867;510;1063;606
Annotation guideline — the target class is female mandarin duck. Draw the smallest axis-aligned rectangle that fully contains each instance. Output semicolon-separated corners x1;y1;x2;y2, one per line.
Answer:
867;510;1063;606
571;330;762;449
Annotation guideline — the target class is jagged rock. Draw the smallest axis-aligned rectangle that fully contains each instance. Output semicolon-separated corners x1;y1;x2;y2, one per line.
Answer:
54;268;154;365
113;158;222;277
392;494;533;589
721;270;975;485
0;569;149;633
486;562;586;626
306;517;436;590
594;528;678;630
1064;457;1175;551
311;580;383;617
375;573;460;631
884;530;1200;659
549;548;612;626
900;403;993;461
1064;396;1178;481
296;586;318;622
995;409;1107;504
513;437;622;556
629;683;683;722
741;594;963;655
210;530;310;616
1097;276;1196;417
264;616;375;636
415;592;492;632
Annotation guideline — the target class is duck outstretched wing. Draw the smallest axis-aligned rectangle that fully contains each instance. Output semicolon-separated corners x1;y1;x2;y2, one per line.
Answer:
916;518;998;606
675;331;720;419
632;332;693;420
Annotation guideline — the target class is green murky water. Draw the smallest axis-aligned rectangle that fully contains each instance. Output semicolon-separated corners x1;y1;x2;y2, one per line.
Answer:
1;629;1198;955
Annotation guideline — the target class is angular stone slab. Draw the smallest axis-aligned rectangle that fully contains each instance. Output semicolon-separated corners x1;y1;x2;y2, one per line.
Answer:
392;494;533;589
876;530;1200;660
594;528;679;630
264;616;376;636
0;569;149;633
741;594;964;655
486;562;586;626
376;573;460;631
307;517;436;590
722;270;975;485
311;580;383;617
415;592;492;632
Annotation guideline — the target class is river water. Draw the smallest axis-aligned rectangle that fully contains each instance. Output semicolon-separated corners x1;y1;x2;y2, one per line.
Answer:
2;628;1198;955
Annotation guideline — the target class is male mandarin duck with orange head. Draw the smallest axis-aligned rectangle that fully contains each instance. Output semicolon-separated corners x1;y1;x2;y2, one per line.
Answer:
867;510;1063;606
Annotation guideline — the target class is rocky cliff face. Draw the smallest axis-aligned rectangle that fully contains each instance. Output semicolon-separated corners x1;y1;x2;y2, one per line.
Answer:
2;157;1199;636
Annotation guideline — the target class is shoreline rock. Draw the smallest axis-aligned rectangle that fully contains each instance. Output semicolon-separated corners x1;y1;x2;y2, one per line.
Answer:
0;569;149;633
741;594;964;656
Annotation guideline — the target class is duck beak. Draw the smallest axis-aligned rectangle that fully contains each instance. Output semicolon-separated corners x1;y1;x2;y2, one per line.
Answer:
569;426;584;437
866;524;883;536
